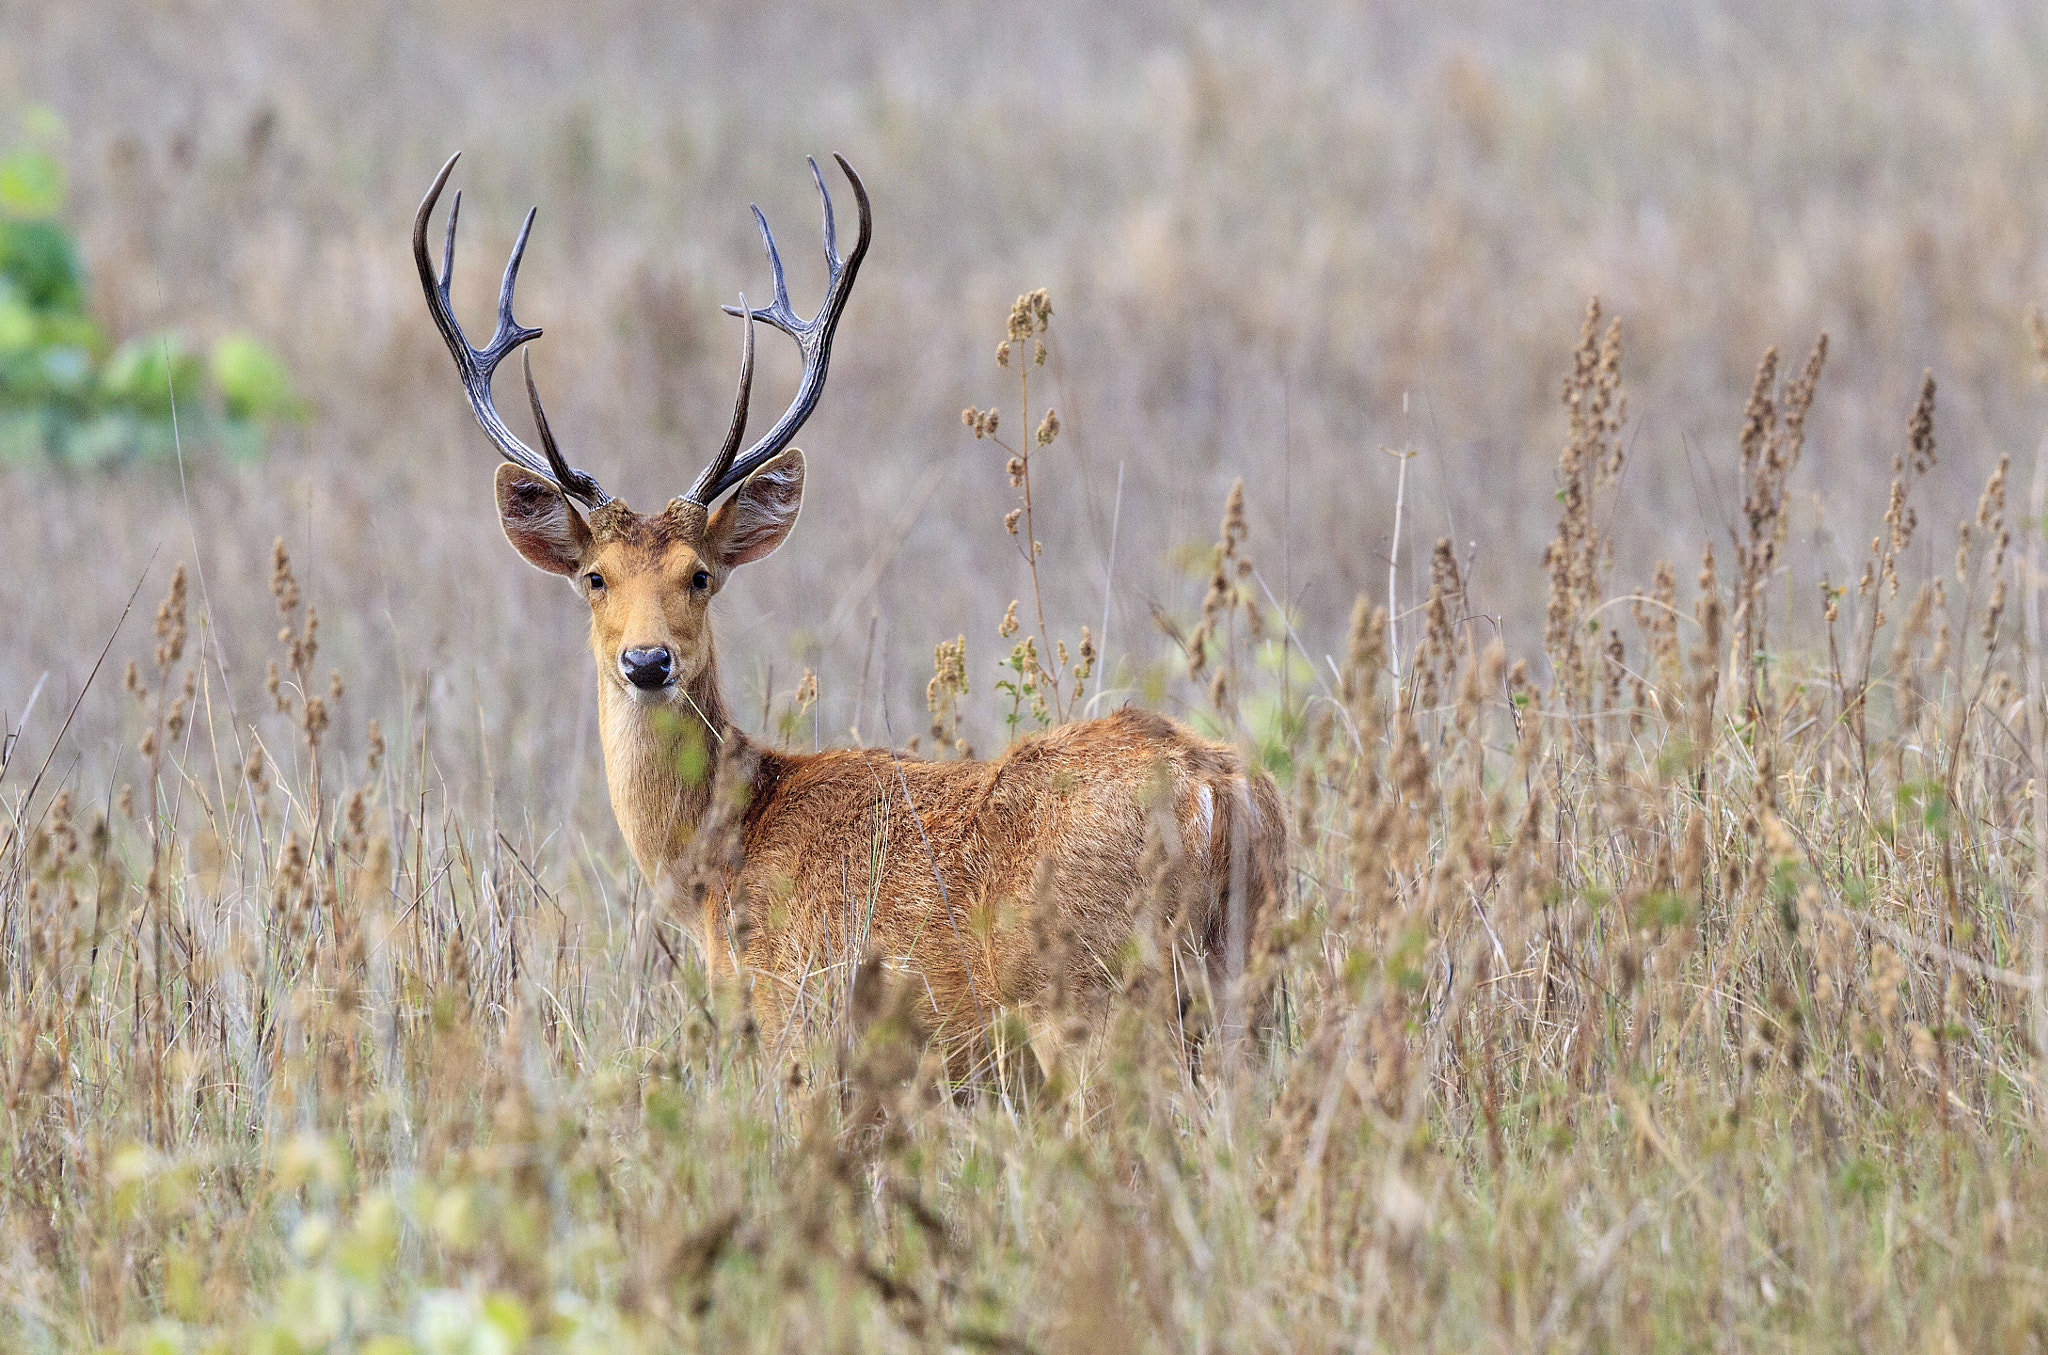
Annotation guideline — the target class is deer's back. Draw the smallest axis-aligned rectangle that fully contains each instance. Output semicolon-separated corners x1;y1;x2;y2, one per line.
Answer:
732;707;1281;1040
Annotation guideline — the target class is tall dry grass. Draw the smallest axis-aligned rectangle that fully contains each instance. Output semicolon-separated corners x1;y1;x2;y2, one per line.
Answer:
5;281;2048;1348
7;1;2048;1349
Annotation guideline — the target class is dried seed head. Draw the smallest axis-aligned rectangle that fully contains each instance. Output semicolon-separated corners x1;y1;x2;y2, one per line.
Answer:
1221;478;1247;556
274;830;308;905
152;564;188;671
344;787;369;844
1339;597;1387;719
1909;1023;1936;1073
1982;574;2006;645
1760;810;1797;864
1036;407;1060;446
270;536;299;617
293;608;319;677
302;694;329;744
164;670;195;743
927;637;967;714
1907;371;1937;476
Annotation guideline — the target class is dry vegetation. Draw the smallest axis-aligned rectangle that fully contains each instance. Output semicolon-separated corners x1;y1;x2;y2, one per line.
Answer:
8;1;2048;1349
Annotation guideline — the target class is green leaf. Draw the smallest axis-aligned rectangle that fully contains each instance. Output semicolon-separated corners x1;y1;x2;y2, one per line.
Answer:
0;146;64;217
35;308;103;354
1832;1154;1885;1203
101;331;202;416
0;283;34;354
1635;890;1692;931
482;1293;532;1347
58;412;154;467
336;1191;402;1284
0;218;85;311
211;332;305;422
135;1318;188;1355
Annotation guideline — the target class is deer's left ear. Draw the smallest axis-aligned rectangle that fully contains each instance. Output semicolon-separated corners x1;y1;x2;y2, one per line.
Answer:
705;448;805;569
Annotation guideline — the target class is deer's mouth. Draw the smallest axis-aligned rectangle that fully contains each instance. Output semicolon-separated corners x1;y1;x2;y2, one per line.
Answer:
610;662;684;707
618;678;676;707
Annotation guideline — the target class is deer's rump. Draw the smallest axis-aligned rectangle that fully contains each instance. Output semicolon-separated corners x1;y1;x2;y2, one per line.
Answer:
728;707;1284;1043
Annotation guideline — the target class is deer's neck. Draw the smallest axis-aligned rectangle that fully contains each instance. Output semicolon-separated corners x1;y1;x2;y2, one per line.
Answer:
598;658;735;891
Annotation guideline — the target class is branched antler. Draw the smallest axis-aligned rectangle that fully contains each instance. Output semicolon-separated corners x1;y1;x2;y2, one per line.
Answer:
686;154;871;506
413;152;612;508
416;152;868;514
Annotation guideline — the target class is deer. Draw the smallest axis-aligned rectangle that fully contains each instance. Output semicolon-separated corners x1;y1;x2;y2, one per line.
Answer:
413;152;1285;1066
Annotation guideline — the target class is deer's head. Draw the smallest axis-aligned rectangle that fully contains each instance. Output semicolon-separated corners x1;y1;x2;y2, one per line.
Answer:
413;153;867;709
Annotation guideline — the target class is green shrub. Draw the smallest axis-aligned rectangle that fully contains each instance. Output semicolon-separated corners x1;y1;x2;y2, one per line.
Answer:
0;109;303;466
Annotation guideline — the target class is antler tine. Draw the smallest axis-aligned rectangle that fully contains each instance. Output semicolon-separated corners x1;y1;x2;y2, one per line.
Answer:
815;156;838;266
413;152;611;508
689;154;870;505
523;350;597;499
753;204;794;322
495;207;539;351
439;184;459;295
684;295;755;506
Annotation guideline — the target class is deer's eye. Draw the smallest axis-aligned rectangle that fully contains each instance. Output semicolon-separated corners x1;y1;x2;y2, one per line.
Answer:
585;571;606;593
691;568;711;592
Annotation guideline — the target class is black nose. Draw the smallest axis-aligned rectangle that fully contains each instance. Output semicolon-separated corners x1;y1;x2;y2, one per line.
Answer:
620;646;673;690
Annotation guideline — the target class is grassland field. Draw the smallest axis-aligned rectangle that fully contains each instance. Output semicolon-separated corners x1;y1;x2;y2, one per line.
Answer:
7;1;2048;1349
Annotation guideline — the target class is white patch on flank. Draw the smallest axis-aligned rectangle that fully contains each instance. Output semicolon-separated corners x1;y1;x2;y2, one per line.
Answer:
1195;785;1215;853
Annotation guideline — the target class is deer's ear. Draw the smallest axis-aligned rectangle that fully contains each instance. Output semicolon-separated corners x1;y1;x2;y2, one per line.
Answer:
705;448;804;569
495;463;591;576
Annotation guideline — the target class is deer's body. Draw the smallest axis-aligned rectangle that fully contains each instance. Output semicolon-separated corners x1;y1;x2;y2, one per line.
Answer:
415;152;1283;1053
603;662;1282;1044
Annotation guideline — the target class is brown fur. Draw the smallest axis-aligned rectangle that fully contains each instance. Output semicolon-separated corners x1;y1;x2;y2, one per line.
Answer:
494;454;1286;1054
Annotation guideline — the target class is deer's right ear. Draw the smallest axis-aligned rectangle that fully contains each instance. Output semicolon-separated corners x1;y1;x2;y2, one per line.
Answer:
495;463;592;576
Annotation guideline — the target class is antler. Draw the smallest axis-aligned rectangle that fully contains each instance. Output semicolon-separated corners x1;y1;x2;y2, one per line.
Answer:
685;154;871;506
413;152;612;509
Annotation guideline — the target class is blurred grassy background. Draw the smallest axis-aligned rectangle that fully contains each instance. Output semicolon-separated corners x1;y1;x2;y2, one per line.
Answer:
6;0;2048;829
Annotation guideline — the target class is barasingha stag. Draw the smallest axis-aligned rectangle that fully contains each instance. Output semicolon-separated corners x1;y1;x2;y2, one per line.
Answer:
413;152;1284;1060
